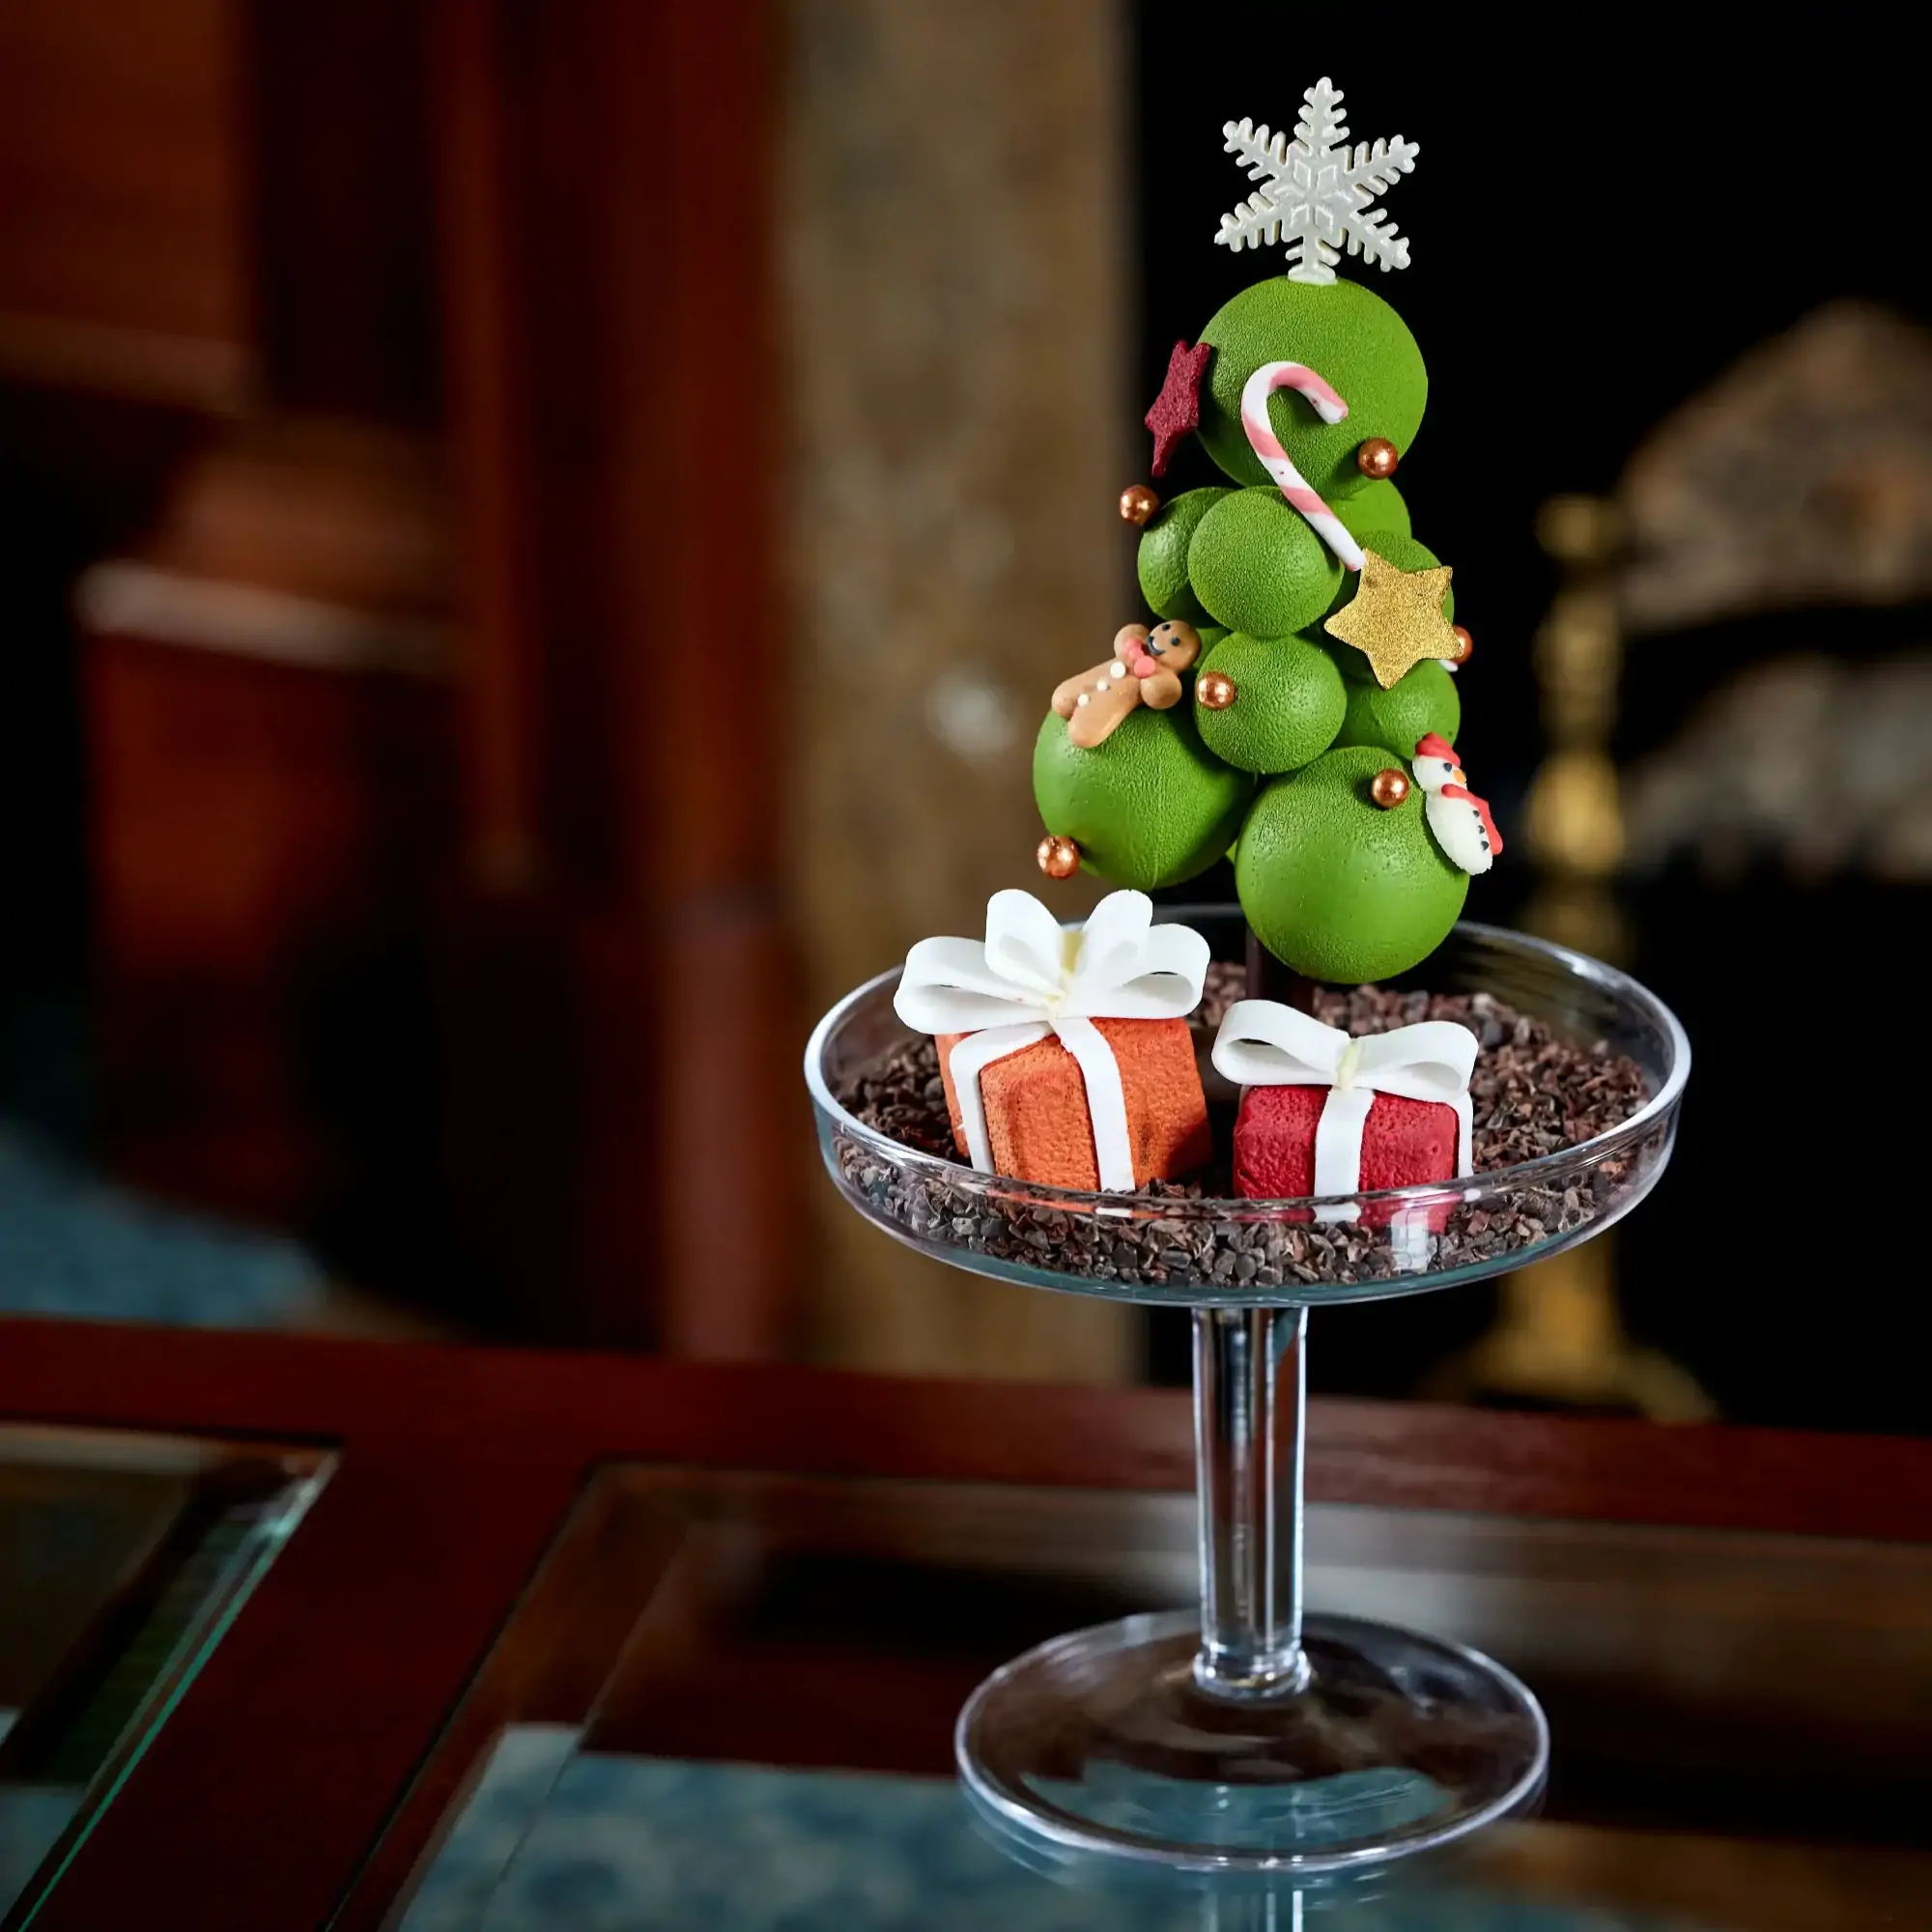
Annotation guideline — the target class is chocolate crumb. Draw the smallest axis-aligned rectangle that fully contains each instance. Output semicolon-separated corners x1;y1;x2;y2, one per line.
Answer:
830;967;1659;1294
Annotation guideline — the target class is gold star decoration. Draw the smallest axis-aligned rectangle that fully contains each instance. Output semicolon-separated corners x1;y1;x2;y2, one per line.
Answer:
1322;549;1458;689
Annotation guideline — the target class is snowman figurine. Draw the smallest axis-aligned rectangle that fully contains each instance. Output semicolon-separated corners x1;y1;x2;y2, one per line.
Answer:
1411;732;1502;875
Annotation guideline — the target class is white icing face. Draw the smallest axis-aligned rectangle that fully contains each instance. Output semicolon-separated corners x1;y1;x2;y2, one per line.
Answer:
1411;754;1463;794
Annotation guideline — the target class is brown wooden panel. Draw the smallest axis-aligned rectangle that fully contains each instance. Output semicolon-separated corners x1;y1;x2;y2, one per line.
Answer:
87;636;457;1243
97;414;451;612
6;1321;1932;1551
241;0;440;425
10;0;799;1350
69;409;459;1294
0;0;249;405
429;0;801;1350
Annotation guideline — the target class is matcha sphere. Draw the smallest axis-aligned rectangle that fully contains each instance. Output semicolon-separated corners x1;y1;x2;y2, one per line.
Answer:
1187;487;1345;638
1236;745;1466;980
1315;634;1374;686
1034;703;1251;892
1337;477;1410;542
1332;657;1461;759
1197;279;1428;502
1194;631;1346;775
1324;530;1455;624
1136;487;1229;623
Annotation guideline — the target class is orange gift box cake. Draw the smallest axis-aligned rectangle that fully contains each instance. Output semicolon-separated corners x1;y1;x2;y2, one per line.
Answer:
935;1017;1211;1194
893;887;1213;1195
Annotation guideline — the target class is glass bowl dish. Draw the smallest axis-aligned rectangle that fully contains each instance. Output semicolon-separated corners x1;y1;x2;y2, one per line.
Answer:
804;911;1690;1877
807;916;1687;1309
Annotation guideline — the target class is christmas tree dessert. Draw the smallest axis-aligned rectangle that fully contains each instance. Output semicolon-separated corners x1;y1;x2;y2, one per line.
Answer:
822;76;1666;1293
1037;73;1487;981
807;86;1690;1875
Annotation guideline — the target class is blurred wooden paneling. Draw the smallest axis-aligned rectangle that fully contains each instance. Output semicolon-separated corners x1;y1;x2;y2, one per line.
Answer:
87;637;454;1234
80;422;459;1279
242;0;440;425
14;0;808;1350
428;0;799;1350
0;0;251;408
9;0;935;1360
6;0;467;1306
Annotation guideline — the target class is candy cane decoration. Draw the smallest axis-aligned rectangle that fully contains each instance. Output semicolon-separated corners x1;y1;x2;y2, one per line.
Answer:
1240;361;1365;572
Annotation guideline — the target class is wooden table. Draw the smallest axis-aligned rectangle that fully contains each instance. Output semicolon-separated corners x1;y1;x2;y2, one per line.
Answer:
3;1317;1931;1930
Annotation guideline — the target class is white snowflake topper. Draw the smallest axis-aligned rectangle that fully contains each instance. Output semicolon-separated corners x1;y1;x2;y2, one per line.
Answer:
1216;77;1418;286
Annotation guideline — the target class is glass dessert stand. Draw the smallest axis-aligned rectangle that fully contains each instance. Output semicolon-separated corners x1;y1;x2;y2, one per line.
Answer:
805;917;1689;1878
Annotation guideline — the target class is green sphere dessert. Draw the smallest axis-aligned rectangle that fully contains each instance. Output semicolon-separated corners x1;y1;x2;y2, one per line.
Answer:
1193;631;1346;774
1197;278;1427;500
1336;477;1410;542
1332;656;1461;758
1033;703;1251;891
1136;488;1229;623
1187;488;1344;638
1236;746;1467;980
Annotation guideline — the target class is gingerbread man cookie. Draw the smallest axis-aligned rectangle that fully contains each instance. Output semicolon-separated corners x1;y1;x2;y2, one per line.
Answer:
1051;621;1203;750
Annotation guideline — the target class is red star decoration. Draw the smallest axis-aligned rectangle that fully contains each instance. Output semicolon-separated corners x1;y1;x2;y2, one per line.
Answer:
1144;339;1213;477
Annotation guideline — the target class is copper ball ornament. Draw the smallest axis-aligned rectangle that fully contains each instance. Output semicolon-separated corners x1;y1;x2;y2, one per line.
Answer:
1037;834;1081;879
1355;437;1400;480
1448;624;1473;664
1119;483;1161;527
1197;669;1237;711
1369;768;1410;810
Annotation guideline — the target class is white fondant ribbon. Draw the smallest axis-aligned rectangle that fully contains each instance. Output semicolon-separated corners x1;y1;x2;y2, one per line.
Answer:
1210;999;1475;1219
894;889;1209;1192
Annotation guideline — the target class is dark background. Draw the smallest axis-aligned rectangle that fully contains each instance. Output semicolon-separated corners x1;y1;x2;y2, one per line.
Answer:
1134;3;1932;1431
1133;3;1932;768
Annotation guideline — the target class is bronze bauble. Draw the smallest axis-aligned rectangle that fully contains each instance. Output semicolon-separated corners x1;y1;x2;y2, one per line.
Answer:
1037;834;1081;879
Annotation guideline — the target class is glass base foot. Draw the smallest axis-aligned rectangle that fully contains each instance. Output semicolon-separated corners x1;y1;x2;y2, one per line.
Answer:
957;1608;1548;1876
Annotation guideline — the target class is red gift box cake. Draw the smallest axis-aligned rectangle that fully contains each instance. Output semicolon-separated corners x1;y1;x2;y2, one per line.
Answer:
1233;1084;1459;1204
1211;998;1475;1220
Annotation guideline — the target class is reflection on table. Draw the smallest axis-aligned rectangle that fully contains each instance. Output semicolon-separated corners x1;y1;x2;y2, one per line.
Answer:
379;1467;1932;1930
0;1425;326;1918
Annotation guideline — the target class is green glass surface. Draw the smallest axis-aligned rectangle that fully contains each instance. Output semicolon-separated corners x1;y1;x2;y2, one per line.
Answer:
0;1426;327;1922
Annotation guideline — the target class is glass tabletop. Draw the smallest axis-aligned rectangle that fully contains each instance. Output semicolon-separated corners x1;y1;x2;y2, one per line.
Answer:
364;1465;1932;1930
0;1423;327;1925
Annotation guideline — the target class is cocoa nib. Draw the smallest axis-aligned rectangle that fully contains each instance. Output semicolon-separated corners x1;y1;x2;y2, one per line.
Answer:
831;967;1654;1293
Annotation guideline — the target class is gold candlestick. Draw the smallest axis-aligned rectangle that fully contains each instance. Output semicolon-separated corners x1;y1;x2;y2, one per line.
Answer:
1429;497;1713;1422
1523;496;1629;959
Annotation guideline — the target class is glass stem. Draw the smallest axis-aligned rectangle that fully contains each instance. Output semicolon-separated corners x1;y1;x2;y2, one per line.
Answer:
1192;1304;1310;1698
1202;1889;1304;1932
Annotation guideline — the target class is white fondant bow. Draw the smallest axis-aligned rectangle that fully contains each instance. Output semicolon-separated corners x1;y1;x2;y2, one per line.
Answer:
1210;999;1475;1218
894;889;1210;1191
